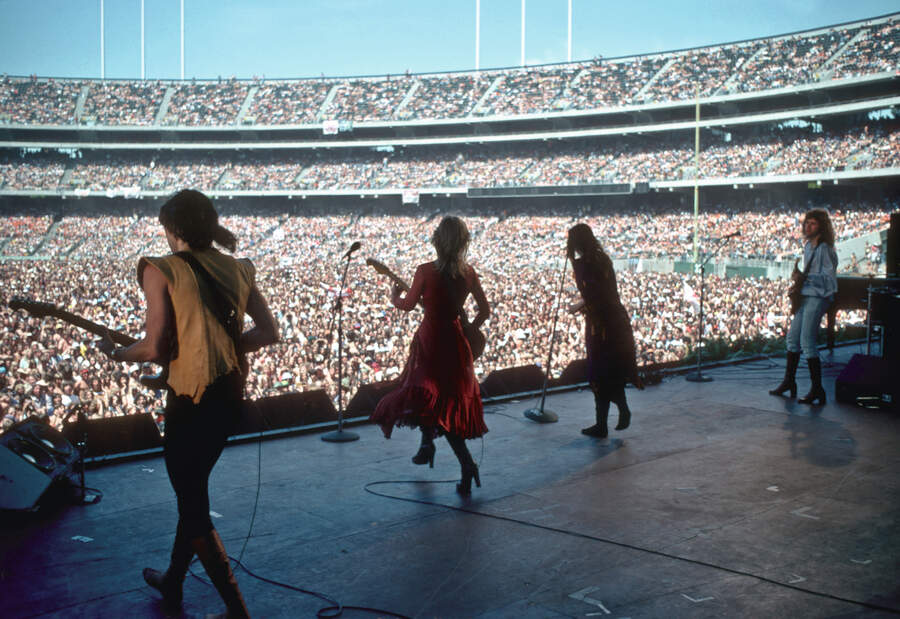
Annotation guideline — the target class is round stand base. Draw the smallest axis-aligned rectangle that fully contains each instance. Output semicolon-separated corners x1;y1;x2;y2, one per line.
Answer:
524;408;559;423
685;372;714;383
321;429;360;443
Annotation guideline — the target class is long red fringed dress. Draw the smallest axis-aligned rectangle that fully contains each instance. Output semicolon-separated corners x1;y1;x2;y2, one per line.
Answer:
370;262;488;440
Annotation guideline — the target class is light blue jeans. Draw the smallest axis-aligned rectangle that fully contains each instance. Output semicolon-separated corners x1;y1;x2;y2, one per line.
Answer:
786;295;832;360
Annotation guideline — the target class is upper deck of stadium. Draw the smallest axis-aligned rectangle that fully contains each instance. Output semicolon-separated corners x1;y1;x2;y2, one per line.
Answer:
0;11;896;141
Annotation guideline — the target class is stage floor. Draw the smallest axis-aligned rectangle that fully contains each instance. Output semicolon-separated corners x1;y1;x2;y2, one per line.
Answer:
2;344;898;618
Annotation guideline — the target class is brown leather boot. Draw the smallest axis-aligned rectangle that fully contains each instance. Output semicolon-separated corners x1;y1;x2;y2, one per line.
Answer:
143;523;193;611
191;528;250;618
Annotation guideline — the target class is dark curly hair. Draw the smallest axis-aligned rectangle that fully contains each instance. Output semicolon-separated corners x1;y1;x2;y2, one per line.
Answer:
158;189;237;252
803;208;835;246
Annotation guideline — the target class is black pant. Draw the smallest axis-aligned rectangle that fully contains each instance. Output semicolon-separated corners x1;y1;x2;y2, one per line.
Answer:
164;372;242;539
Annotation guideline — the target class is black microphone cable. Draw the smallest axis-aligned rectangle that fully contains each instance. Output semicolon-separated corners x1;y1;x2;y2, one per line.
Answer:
182;394;410;618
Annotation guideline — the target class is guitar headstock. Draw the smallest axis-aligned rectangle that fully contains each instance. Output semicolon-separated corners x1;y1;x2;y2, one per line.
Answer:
8;297;60;319
365;258;391;277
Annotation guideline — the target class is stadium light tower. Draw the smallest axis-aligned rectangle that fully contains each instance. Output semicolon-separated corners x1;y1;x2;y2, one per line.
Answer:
567;0;572;62
475;0;480;72
100;0;105;79
141;0;145;80
180;0;185;80
521;0;526;67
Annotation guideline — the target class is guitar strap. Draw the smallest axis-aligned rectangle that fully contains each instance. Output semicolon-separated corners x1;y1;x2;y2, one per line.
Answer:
174;252;243;363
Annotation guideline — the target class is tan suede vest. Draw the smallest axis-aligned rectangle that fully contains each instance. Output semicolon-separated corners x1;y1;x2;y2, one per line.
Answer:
138;249;255;403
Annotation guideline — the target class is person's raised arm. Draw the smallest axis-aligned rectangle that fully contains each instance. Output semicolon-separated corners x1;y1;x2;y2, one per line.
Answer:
241;285;280;354
392;264;426;312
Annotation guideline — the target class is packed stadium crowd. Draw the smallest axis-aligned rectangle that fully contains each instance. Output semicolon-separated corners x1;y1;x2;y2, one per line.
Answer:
1;123;897;194
2;196;893;263
0;16;895;126
0;196;890;433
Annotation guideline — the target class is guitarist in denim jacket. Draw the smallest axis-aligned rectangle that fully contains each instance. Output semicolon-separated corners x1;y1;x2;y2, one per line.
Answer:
770;208;838;405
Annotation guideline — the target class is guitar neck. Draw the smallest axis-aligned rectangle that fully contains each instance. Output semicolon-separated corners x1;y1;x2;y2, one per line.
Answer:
366;259;410;291
65;312;138;347
38;307;137;347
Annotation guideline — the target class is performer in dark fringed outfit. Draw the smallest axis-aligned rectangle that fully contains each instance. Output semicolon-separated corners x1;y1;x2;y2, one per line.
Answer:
370;216;490;495
566;223;643;438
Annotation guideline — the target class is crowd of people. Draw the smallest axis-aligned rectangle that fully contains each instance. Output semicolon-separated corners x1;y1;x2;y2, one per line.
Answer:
0;197;889;434
1;124;897;194
0;16;895;126
2;196;894;263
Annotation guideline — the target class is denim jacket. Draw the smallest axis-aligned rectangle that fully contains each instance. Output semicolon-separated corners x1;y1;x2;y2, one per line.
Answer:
800;241;838;301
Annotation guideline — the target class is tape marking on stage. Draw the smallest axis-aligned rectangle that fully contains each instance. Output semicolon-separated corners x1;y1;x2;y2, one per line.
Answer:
71;535;93;543
790;506;820;520
766;485;780;492
682;594;715;603
569;586;611;614
209;511;223;519
788;574;806;583
851;559;872;565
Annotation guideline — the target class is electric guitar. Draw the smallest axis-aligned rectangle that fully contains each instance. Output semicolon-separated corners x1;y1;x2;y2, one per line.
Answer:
8;297;169;390
366;258;486;360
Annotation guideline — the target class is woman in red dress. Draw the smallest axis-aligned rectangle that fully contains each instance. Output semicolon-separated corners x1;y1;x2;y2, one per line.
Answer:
370;216;490;495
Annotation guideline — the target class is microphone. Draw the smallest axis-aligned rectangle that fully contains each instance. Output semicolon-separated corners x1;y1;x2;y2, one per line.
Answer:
342;241;362;259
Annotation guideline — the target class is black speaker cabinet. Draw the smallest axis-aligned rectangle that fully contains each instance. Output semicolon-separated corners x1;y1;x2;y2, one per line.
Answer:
62;413;162;458
479;365;546;398
0;417;79;510
835;354;897;409
886;212;899;277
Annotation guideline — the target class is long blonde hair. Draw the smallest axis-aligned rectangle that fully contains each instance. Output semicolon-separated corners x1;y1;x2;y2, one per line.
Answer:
432;216;470;278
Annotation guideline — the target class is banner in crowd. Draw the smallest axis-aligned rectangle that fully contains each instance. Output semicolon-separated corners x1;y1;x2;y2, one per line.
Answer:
402;189;419;205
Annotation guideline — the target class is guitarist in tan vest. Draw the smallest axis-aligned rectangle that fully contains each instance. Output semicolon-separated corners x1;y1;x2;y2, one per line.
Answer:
97;189;279;617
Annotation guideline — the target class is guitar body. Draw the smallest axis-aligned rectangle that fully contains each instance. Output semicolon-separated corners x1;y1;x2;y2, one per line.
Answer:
366;258;486;360
461;320;486;361
788;259;805;315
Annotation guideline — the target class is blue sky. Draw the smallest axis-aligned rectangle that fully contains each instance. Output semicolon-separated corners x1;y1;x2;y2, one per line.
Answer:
0;0;897;79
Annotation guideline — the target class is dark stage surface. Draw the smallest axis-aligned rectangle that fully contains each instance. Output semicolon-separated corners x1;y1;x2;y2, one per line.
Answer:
2;344;898;618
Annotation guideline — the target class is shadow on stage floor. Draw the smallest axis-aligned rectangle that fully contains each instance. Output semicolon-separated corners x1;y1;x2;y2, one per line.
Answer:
2;343;898;618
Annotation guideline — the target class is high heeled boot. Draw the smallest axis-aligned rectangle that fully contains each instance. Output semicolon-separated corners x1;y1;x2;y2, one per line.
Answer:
770;351;800;398
191;528;250;618
445;433;480;495
798;357;826;405
143;523;193;611
613;387;632;431
582;393;609;438
411;429;436;468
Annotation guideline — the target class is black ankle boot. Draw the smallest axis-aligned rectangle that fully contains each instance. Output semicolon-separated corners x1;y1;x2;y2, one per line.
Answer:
614;401;631;431
411;442;435;467
798;357;826;405
446;433;480;495
770;351;800;398
582;394;609;438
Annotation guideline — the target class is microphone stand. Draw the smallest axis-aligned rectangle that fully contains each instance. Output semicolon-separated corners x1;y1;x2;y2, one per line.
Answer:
322;248;360;443
524;255;568;423
685;234;736;383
